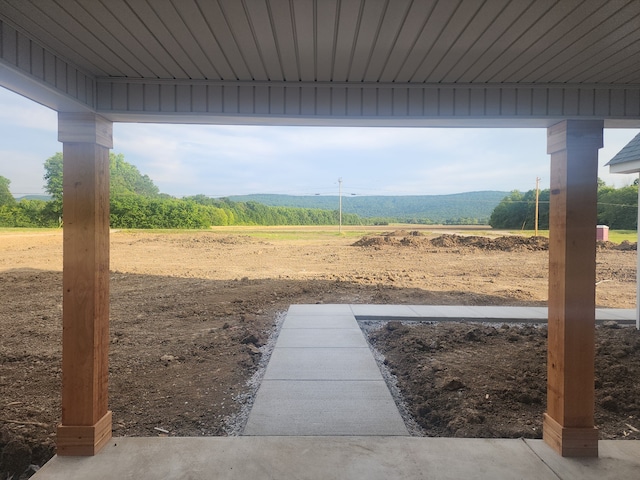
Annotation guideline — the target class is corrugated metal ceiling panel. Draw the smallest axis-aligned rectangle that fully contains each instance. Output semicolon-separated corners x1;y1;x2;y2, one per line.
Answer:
0;0;638;85
482;0;593;82
426;0;512;83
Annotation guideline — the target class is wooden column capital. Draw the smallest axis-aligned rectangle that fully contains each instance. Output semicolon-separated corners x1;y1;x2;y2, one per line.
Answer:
547;120;604;155
58;112;113;148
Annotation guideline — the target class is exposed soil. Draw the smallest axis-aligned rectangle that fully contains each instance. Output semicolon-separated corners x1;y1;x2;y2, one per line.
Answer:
368;321;640;440
0;227;637;478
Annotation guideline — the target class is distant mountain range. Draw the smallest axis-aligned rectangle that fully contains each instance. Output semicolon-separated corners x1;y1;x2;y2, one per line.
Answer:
16;195;52;201
227;191;509;223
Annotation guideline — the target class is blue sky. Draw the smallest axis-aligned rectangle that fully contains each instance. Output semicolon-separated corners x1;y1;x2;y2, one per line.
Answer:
1;86;638;198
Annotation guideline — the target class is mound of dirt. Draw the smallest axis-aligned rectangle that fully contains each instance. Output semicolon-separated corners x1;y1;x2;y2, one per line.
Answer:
598;240;637;251
169;235;260;247
367;322;640;440
428;235;458;248
121;232;261;248
354;234;550;252
353;230;427;248
351;236;402;248
383;230;423;237
355;233;638;253
429;234;550;251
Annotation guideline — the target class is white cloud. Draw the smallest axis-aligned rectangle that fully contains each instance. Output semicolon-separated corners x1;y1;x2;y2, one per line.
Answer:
0;87;57;132
109;124;637;196
1;87;639;198
0;149;49;194
0;88;59;195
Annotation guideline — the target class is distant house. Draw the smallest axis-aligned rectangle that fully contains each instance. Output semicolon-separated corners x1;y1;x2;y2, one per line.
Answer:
607;133;640;174
606;132;640;331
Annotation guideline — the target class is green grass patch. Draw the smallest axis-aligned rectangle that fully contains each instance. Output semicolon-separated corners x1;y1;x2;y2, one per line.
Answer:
110;226;381;241
510;229;637;244
110;224;493;241
246;231;371;240
0;227;61;234
212;228;378;241
510;230;550;238
607;230;637;244
113;228;211;235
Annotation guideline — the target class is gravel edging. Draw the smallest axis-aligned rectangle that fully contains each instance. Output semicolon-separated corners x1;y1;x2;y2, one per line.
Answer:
226;315;427;437
358;319;426;436
223;311;287;436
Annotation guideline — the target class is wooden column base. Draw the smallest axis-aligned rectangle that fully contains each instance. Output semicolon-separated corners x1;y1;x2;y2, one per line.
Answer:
57;411;112;456
543;413;598;457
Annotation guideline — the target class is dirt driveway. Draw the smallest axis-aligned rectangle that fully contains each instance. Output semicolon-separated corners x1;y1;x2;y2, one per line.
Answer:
0;227;637;477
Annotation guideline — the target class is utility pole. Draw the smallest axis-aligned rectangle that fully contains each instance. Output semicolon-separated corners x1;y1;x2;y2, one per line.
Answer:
535;177;540;236
338;177;343;233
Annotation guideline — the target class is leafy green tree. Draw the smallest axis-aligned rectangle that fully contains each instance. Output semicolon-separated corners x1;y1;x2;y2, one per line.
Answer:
0;206;13;226
0;199;58;227
44;152;161;220
489;189;550;230
0;177;56;228
598;185;638;229
44;152;160;201
43;153;64;201
0;175;16;207
491;183;639;231
110;153;159;198
43;152;64;218
40;153;369;229
597;177;607;190
489;191;527;229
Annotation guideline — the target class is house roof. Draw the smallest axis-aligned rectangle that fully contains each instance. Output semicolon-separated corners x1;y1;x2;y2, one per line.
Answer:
1;0;640;126
607;132;640;174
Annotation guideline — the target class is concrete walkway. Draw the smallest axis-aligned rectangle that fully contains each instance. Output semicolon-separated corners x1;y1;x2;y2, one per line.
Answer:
348;304;636;324
244;304;408;435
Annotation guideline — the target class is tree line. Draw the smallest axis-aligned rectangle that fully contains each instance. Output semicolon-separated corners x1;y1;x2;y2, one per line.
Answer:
0;153;362;228
489;179;638;230
7;154;635;230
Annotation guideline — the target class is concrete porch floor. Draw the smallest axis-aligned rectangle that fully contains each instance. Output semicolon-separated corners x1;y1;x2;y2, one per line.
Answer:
33;437;640;479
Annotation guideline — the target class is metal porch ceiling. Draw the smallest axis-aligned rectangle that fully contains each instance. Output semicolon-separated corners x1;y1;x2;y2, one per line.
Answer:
1;0;639;86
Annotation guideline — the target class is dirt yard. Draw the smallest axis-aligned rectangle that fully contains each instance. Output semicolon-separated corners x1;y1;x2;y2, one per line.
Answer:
1;226;638;478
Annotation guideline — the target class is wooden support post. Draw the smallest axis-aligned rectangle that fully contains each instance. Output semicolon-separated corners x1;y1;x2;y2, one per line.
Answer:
637;174;640;331
56;113;113;456
543;120;603;457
